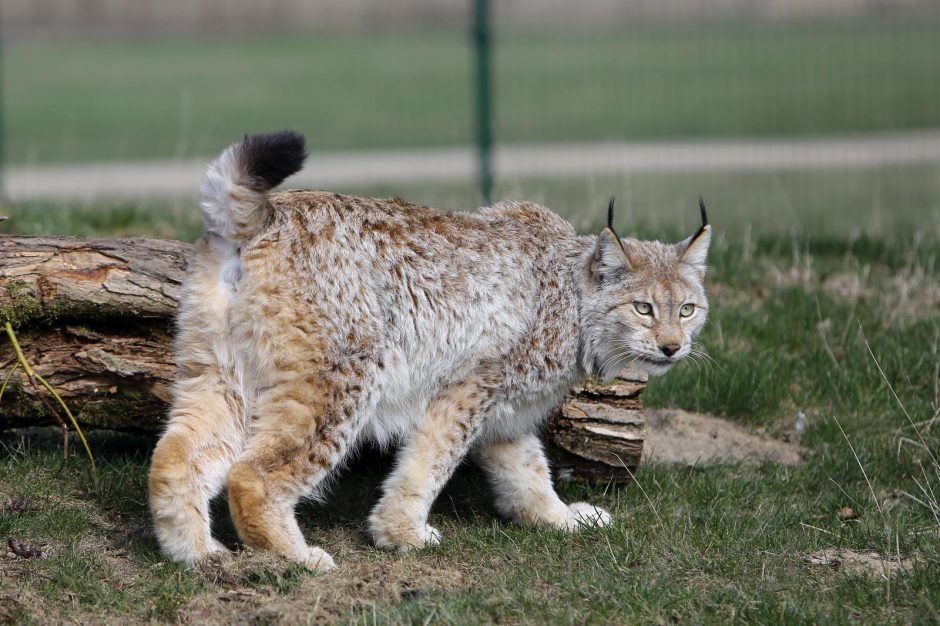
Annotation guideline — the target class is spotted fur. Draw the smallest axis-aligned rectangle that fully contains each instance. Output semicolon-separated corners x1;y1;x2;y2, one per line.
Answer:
149;132;710;569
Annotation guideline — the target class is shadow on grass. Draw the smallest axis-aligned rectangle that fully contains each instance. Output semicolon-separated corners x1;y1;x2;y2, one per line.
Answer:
1;427;500;545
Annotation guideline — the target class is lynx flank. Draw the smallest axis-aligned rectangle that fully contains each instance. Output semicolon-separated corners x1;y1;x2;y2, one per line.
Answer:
149;131;711;570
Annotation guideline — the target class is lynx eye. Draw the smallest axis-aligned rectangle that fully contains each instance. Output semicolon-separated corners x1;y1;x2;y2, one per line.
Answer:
680;303;695;317
634;302;653;316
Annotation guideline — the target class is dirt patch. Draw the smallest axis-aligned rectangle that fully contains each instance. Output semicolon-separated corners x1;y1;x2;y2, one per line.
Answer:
0;586;51;625
256;558;464;625
643;408;802;466
178;529;467;625
804;549;914;578
0;547;56;625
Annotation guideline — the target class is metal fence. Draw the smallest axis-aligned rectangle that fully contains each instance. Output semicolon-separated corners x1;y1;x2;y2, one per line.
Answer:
2;0;940;224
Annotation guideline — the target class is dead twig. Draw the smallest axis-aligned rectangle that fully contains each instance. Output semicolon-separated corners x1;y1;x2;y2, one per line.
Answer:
8;538;43;559
0;361;20;403
3;322;96;473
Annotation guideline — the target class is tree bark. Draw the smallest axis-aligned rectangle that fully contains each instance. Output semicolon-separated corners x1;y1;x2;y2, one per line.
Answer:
1;235;645;481
1;236;187;431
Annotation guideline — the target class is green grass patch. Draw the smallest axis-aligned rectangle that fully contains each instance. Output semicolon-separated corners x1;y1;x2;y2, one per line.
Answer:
0;435;202;622
0;198;206;241
6;19;940;164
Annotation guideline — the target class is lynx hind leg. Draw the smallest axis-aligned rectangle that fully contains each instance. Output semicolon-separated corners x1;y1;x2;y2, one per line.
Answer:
369;378;494;551
149;376;245;565
226;371;367;572
475;432;612;531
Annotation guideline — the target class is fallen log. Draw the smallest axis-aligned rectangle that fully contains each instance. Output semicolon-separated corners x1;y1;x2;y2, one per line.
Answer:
0;235;645;482
1;236;187;431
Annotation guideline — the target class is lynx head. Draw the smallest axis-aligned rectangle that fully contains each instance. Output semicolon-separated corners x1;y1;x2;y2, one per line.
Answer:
584;198;711;379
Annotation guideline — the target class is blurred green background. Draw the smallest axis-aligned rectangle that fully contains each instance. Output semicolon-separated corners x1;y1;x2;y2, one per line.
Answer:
5;21;940;165
3;4;939;242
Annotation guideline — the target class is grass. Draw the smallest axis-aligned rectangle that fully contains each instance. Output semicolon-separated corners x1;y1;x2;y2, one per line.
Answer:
4;164;940;242
0;166;938;623
6;19;940;164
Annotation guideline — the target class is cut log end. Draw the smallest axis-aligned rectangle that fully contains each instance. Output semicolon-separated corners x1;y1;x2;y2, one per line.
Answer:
546;371;647;485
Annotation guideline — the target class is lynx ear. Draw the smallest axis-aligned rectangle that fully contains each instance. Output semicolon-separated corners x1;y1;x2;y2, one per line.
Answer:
678;197;711;273
596;228;631;272
594;197;634;274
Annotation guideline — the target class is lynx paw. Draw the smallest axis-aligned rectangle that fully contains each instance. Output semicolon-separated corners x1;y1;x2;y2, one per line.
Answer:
372;523;442;552
563;502;612;531
185;538;230;567
301;547;336;572
421;524;443;547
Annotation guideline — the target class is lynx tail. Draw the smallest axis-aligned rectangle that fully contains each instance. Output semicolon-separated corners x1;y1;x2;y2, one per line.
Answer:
199;131;307;243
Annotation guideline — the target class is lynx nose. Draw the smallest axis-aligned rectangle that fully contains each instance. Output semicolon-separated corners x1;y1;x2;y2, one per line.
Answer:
659;343;680;357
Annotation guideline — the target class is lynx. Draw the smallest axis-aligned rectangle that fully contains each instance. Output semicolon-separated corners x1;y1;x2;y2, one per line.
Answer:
148;131;711;570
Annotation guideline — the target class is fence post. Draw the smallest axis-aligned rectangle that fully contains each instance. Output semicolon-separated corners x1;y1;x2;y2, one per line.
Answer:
0;7;5;201
473;0;493;204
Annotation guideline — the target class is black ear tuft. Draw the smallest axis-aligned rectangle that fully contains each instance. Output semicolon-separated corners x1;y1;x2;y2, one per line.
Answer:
605;196;627;250
689;196;709;243
238;130;307;190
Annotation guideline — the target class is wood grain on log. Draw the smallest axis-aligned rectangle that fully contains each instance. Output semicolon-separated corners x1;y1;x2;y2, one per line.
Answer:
1;235;645;482
547;373;647;483
1;236;189;430
1;236;189;325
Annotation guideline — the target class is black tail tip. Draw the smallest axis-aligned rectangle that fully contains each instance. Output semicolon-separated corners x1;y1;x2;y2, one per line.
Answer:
238;130;307;190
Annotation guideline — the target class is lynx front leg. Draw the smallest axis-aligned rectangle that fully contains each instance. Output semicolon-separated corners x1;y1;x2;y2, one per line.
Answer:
475;432;612;531
149;374;246;565
369;378;494;551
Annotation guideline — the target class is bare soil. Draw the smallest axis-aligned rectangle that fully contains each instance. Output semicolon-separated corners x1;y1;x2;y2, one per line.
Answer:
179;532;468;625
804;548;915;578
643;408;802;466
